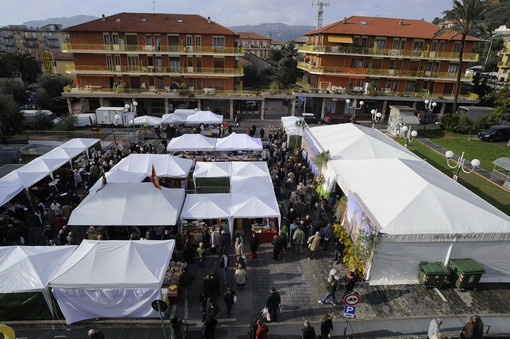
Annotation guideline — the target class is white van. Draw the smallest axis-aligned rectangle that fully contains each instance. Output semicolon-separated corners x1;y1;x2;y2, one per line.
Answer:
73;113;97;128
21;110;61;128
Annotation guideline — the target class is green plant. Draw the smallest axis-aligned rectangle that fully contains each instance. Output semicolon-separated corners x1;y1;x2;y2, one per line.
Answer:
472;116;489;130
281;225;288;234
313;150;330;173
55;114;77;131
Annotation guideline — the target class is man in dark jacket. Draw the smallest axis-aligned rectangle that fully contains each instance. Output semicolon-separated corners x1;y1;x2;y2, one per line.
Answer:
320;313;334;338
322;223;334;250
266;287;281;322
218;230;231;255
301;320;316;339
87;329;105;339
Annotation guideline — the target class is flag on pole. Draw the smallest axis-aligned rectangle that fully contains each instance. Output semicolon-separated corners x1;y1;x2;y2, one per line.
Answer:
151;164;161;189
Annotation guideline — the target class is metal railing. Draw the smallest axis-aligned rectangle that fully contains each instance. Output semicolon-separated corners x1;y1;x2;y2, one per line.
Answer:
298;44;479;61
66;64;244;76
497;61;510;68
298;62;470;81
62;43;244;55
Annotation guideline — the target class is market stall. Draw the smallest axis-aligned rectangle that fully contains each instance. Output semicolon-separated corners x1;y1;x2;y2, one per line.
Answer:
166;134;216;153
180;194;232;238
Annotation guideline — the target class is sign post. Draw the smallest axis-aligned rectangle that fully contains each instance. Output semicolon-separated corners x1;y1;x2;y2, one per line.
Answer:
343;292;360;339
151;299;168;339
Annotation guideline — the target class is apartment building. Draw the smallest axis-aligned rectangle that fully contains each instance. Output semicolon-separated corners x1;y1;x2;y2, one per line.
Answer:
0;24;65;55
238;32;271;59
497;39;510;82
63;13;244;92
298;16;480;96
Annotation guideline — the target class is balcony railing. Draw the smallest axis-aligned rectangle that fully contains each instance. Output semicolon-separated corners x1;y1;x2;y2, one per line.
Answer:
298;44;479;62
62;43;244;55
497;61;510;68
66;64;244;76
298;62;470;81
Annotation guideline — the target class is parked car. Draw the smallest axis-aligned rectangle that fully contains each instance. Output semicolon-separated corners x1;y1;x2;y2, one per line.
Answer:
302;113;322;125
478;125;510;142
324;113;350;124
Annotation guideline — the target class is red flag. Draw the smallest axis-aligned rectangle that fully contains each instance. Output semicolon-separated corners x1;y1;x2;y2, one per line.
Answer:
150;164;161;189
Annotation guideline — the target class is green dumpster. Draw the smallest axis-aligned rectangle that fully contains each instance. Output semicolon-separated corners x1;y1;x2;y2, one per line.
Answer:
418;262;450;288
449;258;485;290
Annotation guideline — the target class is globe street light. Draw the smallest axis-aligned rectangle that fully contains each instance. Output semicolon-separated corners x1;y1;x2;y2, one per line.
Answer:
370;109;382;129
424;100;437;130
345;99;364;122
445;150;480;181
401;125;417;148
125;100;138;131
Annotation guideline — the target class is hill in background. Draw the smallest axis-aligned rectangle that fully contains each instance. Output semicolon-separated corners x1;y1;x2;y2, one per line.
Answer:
230;23;314;42
22;15;98;29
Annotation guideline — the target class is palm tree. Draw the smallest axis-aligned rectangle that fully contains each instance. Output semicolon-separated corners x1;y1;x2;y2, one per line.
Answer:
434;0;491;114
4;52;41;83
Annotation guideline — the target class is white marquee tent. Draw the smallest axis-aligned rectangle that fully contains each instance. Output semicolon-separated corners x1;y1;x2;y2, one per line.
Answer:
0;246;77;319
49;240;175;324
166;134;216;152
215;133;263;151
161;109;197;125
193;162;232;179
185;110;223;125
68;183;185;226
281;116;304;137
128;115;162;126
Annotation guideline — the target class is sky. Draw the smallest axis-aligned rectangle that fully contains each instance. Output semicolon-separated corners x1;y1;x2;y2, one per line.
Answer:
2;0;454;27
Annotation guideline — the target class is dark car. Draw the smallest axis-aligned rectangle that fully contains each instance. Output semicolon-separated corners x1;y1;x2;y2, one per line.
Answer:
302;113;322;125
324;114;351;124
478;125;510;142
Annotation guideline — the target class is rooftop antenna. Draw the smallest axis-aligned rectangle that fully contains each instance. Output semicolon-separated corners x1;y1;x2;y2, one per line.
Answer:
312;0;330;29
152;0;156;13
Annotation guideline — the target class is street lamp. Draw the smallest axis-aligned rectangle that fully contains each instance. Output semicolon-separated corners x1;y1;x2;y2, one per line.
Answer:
423;100;437;130
125;100;138;131
345;99;364;122
401;125;417;148
370;109;382;129
445;150;480;181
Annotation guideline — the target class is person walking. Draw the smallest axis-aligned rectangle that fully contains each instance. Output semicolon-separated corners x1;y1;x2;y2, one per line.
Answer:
234;263;248;290
293;226;305;255
249;233;260;260
255;319;269;339
223;287;237;317
301;320;316;339
234;236;244;256
334;238;346;264
248;318;258;339
318;275;339;306
460;316;475;339
320;313;334;338
210;227;219;255
322;224;334;251
87;329;105;339
345;271;357;294
266;287;281;322
473;315;484;339
169;317;187;339
202;316;218;339
307;231;321;260
205;298;220;320
197;242;207;267
272;234;283;260
219;253;229;285
428;318;443;339
203;271;220;300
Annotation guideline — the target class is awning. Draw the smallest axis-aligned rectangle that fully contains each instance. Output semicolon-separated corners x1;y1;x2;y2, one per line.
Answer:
328;36;353;44
400;114;420;124
493;157;510;171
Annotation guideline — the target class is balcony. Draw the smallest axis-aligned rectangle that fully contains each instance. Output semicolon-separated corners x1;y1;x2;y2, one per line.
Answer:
66;64;244;77
62;43;244;56
298;62;470;81
497;61;510;68
298;44;479;62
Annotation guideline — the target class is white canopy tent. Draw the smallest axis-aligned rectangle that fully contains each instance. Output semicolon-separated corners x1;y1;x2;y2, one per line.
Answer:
49;240;175;324
193;162;232;179
215;132;263;151
281;116;305;137
230;193;281;227
0;246;77;319
330;158;510;285
166;134;216;152
231;161;270;178
161;109;197;125
128;115;162;126
184;110;223;125
68;183;185;226
180;194;233;234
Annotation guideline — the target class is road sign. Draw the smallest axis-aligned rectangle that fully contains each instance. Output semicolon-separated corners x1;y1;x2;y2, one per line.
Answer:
343;305;356;318
343;292;360;306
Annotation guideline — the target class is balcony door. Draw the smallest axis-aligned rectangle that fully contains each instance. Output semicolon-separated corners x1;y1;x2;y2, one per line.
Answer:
126;34;138;51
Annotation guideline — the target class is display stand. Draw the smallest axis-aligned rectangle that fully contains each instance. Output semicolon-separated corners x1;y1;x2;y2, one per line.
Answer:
162;262;184;304
250;218;278;243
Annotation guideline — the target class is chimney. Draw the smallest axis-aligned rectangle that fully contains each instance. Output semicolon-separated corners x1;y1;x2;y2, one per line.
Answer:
399;19;404;26
343;17;347;24
207;16;211;24
101;14;106;21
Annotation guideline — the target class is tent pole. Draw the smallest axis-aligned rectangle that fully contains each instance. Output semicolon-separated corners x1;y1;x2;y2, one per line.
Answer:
443;237;457;266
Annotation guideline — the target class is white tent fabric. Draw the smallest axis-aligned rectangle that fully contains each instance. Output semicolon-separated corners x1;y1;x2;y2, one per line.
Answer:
49;240;174;324
215;133;263;151
128;115;162;126
59;138;100;158
167;134;216;152
331;158;510;284
281;116;305;136
185;110;223;125
0;246;77;316
230;176;274;194
161;110;197;125
68;183;185;226
193;162;232;178
181;194;231;223
0;183;24;206
231;193;280;220
231;161;269;178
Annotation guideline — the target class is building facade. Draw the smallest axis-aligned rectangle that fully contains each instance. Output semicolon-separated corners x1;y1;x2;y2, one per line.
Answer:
63;13;244;92
298;16;479;96
0;24;65;55
497;39;510;82
238;32;271;59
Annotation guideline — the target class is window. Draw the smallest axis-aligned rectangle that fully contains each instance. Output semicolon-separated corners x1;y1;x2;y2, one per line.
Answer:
400;39;406;50
213;36;225;47
431;40;437;52
114;55;121;66
148;56;154;67
413;40;424;51
375;39;385;49
353;36;359;46
186;35;192;46
146;35;152;45
195;36;201;47
351;58;364;68
169;57;181;71
438;41;445;52
361;37;367;47
154;35;161;50
453;42;461;53
103;33;110;45
392;38;399;50
404;81;415;93
112;33;119;45
106;55;113;70
447;63;459;74
127;56;139;71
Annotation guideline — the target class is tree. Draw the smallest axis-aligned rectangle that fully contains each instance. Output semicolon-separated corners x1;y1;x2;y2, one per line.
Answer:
55;114;77;131
434;0;491;114
37;73;73;100
3;52;41;83
0;94;24;134
274;42;301;87
0;78;27;106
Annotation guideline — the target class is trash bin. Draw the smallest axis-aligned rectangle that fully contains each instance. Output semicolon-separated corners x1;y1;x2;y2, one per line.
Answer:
449;258;485;290
418;262;450;288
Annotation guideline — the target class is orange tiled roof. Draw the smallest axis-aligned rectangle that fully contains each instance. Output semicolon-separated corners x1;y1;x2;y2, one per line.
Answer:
237;32;271;40
306;16;478;41
65;12;239;36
